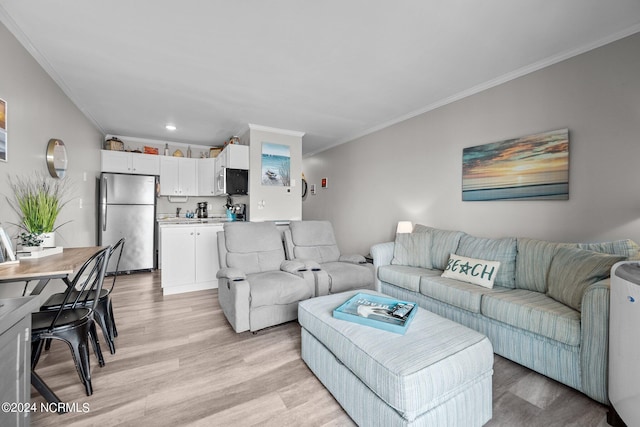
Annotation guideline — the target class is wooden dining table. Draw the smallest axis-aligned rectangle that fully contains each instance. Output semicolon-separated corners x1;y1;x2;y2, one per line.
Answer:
0;246;106;411
0;246;105;295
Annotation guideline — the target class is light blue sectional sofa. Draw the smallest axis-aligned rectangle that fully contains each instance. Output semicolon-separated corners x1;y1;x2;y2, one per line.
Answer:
371;225;639;404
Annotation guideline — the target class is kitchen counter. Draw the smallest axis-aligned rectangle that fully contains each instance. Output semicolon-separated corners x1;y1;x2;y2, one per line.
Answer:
157;217;229;225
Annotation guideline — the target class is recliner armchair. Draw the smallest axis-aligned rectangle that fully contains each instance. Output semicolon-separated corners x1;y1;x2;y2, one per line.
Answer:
217;222;315;333
284;220;375;295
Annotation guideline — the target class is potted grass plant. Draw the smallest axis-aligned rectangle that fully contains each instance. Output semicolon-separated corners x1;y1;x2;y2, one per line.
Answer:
7;173;71;249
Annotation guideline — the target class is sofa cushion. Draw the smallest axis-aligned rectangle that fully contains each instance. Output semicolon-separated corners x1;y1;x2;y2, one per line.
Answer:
456;235;517;288
224;222;285;274
577;239;640;259
442;254;500;289
515;238;575;293
391;231;432;269
378;265;441;293
547;247;625;311
247;271;313;308
322;261;374;293
413;225;465;270
289;220;341;263
481;289;581;346
419;276;509;314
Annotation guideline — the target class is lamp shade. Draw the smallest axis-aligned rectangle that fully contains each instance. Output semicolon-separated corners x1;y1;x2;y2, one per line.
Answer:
396;221;413;234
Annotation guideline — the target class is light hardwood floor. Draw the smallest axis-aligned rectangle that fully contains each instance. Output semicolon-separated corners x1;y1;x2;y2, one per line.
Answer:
29;271;611;427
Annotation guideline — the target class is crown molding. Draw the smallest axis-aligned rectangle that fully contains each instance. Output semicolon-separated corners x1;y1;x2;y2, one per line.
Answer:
248;124;305;137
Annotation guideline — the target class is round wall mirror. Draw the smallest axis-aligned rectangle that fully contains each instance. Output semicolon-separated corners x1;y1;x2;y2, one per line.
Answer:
46;138;68;178
301;177;308;199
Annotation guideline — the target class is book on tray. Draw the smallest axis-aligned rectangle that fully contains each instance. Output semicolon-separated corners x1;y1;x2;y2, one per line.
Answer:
333;292;417;334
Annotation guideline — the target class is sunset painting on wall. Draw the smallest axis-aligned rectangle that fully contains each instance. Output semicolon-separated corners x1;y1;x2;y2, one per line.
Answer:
462;129;569;201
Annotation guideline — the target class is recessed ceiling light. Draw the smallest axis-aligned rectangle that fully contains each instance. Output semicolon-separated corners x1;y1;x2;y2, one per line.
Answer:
165;124;177;131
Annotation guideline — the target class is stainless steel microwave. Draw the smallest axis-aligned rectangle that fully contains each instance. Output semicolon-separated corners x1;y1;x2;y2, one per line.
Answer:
217;167;248;195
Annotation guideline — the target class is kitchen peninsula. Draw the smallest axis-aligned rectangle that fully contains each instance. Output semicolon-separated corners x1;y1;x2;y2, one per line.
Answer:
158;218;224;295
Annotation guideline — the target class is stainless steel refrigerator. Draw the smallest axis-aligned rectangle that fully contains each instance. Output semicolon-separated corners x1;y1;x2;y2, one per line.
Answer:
98;173;157;273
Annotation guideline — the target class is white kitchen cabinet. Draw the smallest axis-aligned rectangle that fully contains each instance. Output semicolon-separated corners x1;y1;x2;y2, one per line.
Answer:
101;150;160;175
160;223;222;295
160;157;198;196
197;158;217;196
194;226;220;284
217;144;249;169
213;155;225;196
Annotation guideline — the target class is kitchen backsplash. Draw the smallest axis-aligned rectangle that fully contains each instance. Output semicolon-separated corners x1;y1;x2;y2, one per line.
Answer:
156;195;248;218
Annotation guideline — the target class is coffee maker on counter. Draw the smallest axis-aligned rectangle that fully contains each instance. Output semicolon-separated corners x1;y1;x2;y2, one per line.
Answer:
196;202;208;218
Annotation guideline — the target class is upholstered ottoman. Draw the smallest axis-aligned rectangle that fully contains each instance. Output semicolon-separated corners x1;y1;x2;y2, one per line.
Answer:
298;290;493;426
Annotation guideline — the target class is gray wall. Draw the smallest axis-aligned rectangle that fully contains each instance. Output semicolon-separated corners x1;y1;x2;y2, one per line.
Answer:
0;22;103;250
302;32;640;255
248;126;303;221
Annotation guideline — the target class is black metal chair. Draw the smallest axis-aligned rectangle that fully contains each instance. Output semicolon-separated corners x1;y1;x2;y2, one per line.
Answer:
95;238;125;352
31;246;110;396
41;238;125;355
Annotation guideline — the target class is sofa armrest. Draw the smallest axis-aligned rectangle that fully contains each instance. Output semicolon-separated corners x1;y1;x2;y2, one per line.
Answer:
289;259;327;295
339;254;367;264
291;258;323;271
281;259;308;274
311;269;330;296
216;267;247;281
302;260;322;271
580;277;610;403
217;276;251;333
370;242;395;292
371;242;394;267
279;260;317;296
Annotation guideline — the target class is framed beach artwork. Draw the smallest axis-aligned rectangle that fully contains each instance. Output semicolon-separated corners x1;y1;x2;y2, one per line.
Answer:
261;142;291;186
462;129;569;201
0;98;6;162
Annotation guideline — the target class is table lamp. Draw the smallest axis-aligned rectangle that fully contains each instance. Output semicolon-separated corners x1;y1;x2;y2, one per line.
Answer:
396;221;413;234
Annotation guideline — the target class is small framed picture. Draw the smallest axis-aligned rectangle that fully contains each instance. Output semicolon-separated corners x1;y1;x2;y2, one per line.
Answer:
0;227;16;261
0;98;6;162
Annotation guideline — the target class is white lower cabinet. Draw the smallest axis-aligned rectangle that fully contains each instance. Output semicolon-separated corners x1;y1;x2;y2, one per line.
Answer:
160;224;222;295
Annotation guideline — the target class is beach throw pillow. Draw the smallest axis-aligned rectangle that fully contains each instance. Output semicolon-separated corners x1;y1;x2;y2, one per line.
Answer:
442;253;500;288
391;232;432;269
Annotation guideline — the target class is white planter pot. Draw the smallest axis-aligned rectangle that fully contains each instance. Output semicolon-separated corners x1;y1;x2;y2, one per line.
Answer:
22;246;43;252
39;232;56;248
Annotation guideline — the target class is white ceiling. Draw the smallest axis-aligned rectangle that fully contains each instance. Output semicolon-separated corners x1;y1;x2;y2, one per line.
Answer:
1;1;640;156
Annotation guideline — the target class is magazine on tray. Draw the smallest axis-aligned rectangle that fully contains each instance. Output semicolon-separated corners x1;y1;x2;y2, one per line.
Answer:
333;292;418;334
